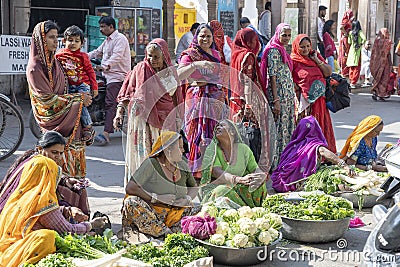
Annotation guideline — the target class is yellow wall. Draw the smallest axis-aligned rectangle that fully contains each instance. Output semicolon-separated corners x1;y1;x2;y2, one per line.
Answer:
174;3;196;39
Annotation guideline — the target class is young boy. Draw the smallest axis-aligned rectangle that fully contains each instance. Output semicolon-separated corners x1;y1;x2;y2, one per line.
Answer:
56;25;98;143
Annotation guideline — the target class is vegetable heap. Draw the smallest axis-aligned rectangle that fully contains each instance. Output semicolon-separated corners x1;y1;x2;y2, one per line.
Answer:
123;233;209;267
304;165;388;196
262;193;354;220
24;253;75;267
194;204;282;248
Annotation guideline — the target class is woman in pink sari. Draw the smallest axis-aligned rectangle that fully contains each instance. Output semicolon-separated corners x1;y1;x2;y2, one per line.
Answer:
370;28;396;100
114;38;184;187
338;10;355;77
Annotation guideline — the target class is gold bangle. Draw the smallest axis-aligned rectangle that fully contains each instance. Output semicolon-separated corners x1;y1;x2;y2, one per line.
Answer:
272;98;280;103
318;61;324;66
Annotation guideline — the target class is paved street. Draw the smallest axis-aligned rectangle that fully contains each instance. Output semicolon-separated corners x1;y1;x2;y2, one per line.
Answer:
0;91;399;266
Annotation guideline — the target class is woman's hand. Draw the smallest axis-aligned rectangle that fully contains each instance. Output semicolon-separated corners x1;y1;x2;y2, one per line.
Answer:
372;162;388;172
248;173;267;190
83;92;92;107
272;101;280;116
113;106;125;130
156;194;176;205
196;60;215;70
70;207;89;222
90;216;107;229
343;165;356;177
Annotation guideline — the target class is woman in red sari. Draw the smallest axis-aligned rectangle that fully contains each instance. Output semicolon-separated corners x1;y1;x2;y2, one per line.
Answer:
338;10;355;77
370;28;396;100
114;38;184;187
178;23;227;179
229;27;275;169
291;34;337;153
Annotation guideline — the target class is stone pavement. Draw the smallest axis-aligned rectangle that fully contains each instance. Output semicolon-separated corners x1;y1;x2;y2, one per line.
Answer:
1;90;399;266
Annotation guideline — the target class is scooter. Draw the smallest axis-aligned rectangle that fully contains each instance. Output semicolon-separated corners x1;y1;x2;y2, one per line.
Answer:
29;59;107;138
363;145;400;266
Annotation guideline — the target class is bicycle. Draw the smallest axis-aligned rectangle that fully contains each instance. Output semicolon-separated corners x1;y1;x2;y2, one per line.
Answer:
0;93;24;160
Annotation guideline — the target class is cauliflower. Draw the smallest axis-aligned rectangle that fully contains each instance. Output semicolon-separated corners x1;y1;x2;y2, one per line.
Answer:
252;207;266;218
232;234;249;248
265;213;282;230
268;227;279;241
209;234;225;246
254;217;270;231
222;209;239;223
238;206;254;218
258;231;272;245
201;204;219;218
237;217;257;236
215;221;230;237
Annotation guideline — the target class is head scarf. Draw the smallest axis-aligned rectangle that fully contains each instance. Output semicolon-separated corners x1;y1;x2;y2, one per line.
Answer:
340;115;383;158
200;119;243;185
290;34;326;102
260;23;293;88
230;28;264;97
209;20;226;64
271;116;328;193
0;155;60;250
341;10;354;35
148;131;181;157
182;23;220;63
124;38;183;129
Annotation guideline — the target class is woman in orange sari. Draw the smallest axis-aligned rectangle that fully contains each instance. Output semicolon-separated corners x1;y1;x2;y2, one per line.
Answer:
370;28;396;100
291;34;337;153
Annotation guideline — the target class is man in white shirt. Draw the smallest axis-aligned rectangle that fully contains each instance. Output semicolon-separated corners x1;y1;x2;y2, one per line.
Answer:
88;16;131;145
175;22;200;63
317;5;327;59
258;2;271;39
361;41;372;86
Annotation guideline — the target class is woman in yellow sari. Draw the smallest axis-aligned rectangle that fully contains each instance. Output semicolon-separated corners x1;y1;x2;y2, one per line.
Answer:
340;115;387;172
0;139;106;266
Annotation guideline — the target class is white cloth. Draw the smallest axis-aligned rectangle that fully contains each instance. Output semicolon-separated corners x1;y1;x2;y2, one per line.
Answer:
361;47;371;79
317;17;324;43
258;10;271;39
223;35;232;63
176;31;194;63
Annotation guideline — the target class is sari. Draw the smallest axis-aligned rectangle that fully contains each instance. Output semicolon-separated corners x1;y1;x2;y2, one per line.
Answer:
200;120;267;207
338;10;354;77
26;22;89;214
260;23;296;168
117;38;184;187
0;155;60;266
180;24;227;178
291;34;337;154
122;131;201;238
271;116;328;193
340;115;382;160
370;28;395;98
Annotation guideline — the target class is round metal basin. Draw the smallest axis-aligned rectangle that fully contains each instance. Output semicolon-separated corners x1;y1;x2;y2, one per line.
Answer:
196;232;282;266
339;192;378;208
281;216;350;243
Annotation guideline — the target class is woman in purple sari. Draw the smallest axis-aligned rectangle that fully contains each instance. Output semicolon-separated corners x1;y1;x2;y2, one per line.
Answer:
271;116;355;193
178;23;227;180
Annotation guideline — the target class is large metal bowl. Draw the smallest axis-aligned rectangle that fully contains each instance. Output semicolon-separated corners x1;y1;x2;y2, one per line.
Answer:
196;232;282;266
339;192;378;208
281;216;350;243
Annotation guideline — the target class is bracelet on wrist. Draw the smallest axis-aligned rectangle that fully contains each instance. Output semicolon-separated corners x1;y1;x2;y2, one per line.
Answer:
150;193;158;204
366;164;373;171
272;98;280;103
317;61;324;66
338;159;346;168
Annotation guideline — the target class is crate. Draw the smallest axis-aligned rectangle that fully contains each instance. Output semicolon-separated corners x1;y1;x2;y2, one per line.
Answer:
89;37;106;47
86;15;102;27
87;26;102;37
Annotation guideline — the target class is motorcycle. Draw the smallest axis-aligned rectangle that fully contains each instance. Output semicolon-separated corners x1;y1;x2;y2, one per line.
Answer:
363;145;400;266
29;59;107;138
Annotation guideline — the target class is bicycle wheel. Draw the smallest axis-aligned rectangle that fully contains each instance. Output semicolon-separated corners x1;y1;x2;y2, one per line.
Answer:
0;98;24;160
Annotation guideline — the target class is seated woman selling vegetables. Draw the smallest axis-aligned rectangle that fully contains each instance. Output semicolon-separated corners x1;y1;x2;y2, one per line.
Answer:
340;115;387;172
122;131;201;239
200;119;268;207
271;116;355;193
0;143;107;266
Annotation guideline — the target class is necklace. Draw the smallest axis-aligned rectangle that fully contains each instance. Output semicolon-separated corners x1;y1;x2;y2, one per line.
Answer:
221;148;231;165
161;162;178;182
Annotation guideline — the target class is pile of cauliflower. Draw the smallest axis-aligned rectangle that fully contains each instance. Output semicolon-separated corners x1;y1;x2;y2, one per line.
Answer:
199;204;282;248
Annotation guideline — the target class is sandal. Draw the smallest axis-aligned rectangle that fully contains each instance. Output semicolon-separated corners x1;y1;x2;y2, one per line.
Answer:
94;133;109;146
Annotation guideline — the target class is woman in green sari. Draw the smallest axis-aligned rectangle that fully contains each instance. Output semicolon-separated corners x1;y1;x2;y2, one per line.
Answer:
200;119;267;207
